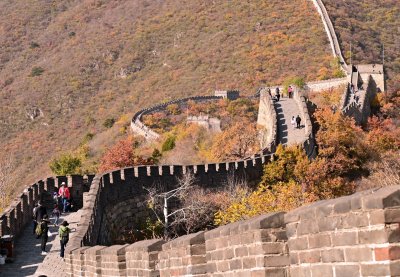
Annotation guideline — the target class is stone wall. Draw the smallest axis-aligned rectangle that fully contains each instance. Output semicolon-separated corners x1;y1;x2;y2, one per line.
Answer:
66;185;400;276
257;88;278;153
293;90;316;158
305;77;348;92
67;157;272;248
131;95;223;140
0;174;93;239
310;0;349;73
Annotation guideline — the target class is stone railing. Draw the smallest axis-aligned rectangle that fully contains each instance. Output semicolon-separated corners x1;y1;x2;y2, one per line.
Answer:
257;88;278;153
293;89;317;158
66;185;400;276
0;175;93;239
310;0;349;73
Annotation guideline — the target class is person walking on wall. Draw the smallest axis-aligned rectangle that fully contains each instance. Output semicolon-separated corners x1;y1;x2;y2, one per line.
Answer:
59;221;71;261
275;87;280;101
34;201;47;238
52;204;61;226
291;116;296;129
288;86;293;98
267;87;272;98
296;115;301;129
58;182;71;213
38;215;50;255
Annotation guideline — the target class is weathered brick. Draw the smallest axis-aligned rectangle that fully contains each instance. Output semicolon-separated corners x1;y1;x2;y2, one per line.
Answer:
384;208;400;223
288;238;308;251
235;246;249;257
290;253;299;265
334;265;360;277
321;249;344;263
342;212;369;228
358;229;387;244
263;255;289;267
331;231;357;246
375;247;390;261
229;259;242;270
242;257;257;269
333;199;351;214
318;216;340;232
369;209;385;225
311;264;333;277
361;263;390;276
290;265;312;277
390;261;400;275
344;247;373;262
299;250;321;263
261;242;286;254
308;233;331;249
298;219;319;235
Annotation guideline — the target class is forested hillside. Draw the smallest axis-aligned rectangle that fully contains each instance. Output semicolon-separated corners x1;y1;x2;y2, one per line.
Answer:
323;0;400;92
0;0;335;203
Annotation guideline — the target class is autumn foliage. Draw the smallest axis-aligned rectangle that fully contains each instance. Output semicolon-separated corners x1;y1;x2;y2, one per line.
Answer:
99;136;152;172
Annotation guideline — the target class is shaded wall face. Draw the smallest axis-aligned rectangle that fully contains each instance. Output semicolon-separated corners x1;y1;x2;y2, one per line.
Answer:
94;160;266;245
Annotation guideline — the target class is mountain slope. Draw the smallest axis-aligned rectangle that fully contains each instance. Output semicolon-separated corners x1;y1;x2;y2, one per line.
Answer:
322;0;400;91
0;0;335;200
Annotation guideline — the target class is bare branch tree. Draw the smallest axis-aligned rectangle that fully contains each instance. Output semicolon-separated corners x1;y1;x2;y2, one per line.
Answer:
145;171;196;238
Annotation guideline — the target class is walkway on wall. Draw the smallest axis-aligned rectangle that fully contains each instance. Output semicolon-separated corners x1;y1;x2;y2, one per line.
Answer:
0;210;81;277
275;97;307;146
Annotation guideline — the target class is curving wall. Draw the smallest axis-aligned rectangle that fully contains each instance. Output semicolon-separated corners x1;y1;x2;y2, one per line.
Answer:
310;0;349;73
131;96;223;140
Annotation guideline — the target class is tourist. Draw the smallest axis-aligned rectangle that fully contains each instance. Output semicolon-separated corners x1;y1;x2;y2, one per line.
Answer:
350;83;355;94
267;88;272;98
59;221;71;261
39;215;50;255
288;86;293;98
34;200;47;238
52;204;61;226
275;87;280;101
291;116;296;129
296;115;301;128
58;182;71;213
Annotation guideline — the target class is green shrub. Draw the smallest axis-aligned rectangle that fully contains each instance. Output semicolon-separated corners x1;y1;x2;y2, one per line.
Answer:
103;118;115;128
30;66;44;77
49;153;82;175
151;148;162;163
162;136;176;152
81;132;95;145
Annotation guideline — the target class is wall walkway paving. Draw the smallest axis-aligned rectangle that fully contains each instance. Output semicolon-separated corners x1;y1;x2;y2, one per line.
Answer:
0;210;81;277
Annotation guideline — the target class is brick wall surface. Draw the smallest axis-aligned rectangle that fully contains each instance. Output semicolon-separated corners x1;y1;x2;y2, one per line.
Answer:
65;186;400;276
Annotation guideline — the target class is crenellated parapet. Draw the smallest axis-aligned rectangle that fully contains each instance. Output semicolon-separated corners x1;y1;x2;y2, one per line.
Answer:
0;175;93;239
65;185;400;276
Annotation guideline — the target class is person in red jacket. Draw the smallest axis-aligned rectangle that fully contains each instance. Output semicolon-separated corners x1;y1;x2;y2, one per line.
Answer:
58;182;71;213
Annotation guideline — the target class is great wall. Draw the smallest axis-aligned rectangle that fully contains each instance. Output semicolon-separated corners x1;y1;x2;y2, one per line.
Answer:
0;0;390;276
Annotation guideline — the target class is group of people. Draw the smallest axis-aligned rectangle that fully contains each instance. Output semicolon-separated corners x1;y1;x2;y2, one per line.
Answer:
267;85;294;102
32;182;73;260
291;115;302;129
